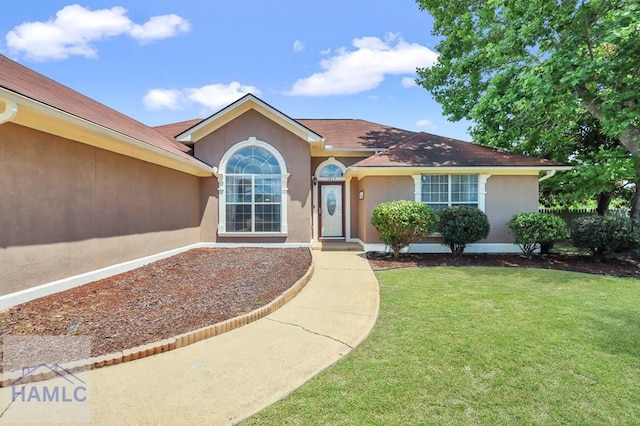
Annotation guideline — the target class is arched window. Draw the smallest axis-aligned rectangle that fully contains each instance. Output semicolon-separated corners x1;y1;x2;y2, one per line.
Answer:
219;138;288;234
318;164;344;178
314;158;346;181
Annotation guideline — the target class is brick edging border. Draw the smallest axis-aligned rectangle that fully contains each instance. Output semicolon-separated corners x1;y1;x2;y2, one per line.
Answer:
1;254;315;387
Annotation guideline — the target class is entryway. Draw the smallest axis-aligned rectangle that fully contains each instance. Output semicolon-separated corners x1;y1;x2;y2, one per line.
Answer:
318;182;345;238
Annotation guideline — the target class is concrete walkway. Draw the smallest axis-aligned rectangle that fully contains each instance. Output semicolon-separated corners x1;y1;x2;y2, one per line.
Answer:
4;250;379;425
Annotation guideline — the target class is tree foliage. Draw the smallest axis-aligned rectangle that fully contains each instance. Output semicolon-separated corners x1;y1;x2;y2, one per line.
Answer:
415;0;640;217
371;200;438;258
570;215;640;262
508;212;569;258
438;206;490;258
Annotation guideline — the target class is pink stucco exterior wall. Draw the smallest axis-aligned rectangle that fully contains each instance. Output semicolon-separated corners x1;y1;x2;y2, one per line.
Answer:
356;174;539;245
194;110;312;244
0;111;543;296
485;175;539;242
0;123;201;295
356;176;415;243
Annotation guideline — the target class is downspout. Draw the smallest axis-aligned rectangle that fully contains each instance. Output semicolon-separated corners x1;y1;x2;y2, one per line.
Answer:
538;169;556;182
0;101;18;124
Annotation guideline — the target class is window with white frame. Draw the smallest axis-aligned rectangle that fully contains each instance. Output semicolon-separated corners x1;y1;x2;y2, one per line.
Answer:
421;175;478;211
318;164;344;178
224;144;284;233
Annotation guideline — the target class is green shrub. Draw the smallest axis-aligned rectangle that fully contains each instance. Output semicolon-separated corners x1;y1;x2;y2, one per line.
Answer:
508;212;569;258
438;206;490;258
371;200;438;258
570;215;640;262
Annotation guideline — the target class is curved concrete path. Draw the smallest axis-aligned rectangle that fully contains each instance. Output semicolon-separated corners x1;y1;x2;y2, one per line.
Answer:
6;250;378;425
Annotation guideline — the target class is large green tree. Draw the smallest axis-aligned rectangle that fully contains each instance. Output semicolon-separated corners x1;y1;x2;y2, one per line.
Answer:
415;0;640;217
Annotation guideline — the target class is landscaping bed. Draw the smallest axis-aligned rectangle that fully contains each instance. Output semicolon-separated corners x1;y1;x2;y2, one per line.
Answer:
367;251;640;278
0;248;312;360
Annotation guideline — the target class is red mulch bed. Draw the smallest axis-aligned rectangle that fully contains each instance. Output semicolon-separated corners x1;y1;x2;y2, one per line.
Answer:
0;248;312;362
366;251;640;278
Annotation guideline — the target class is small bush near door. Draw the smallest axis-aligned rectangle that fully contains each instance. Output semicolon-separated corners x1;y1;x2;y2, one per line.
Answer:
371;200;438;258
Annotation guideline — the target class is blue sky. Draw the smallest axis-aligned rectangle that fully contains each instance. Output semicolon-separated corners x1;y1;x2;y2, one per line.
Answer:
0;1;472;140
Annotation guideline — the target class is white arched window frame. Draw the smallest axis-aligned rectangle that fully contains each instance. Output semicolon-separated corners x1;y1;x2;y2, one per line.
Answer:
314;157;346;181
217;137;290;235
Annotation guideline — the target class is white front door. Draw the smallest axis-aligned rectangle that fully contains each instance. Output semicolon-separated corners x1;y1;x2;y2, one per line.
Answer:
319;183;344;238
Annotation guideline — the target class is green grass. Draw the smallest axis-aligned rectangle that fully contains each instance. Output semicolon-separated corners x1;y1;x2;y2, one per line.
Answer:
245;267;640;425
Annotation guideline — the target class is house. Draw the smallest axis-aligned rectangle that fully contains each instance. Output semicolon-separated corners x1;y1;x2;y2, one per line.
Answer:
0;54;567;299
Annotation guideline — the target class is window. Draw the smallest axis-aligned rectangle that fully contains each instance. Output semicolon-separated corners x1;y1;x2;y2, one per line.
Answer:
421;175;478;211
318;164;344;178
222;142;287;233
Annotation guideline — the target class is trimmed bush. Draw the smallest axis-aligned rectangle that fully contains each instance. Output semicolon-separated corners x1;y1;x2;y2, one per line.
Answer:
438;206;490;258
508;212;569;258
371;200;438;258
570;215;640;262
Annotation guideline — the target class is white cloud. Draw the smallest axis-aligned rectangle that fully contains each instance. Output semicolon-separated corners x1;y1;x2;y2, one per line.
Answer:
186;82;261;110
401;77;418;88
143;82;261;111
416;119;437;130
293;40;306;52
285;34;438;96
143;89;184;110
129;14;191;44
320;47;331;55
6;5;190;61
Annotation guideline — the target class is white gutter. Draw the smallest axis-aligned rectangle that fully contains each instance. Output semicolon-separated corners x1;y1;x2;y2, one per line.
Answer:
0;101;17;124
538;169;556;182
346;165;571;176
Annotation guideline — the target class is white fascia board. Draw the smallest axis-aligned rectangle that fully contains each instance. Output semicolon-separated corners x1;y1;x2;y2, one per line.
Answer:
1;91;216;176
345;165;571;179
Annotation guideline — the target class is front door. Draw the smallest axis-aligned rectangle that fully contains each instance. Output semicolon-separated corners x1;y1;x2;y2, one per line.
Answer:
319;183;344;238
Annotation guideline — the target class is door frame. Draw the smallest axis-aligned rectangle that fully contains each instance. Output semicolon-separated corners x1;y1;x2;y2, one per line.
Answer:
312;158;348;241
318;181;345;239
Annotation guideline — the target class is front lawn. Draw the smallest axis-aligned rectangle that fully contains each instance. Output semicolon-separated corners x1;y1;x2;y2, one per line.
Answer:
246;267;640;425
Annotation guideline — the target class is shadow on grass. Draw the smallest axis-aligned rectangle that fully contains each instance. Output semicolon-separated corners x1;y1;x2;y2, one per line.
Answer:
593;309;640;359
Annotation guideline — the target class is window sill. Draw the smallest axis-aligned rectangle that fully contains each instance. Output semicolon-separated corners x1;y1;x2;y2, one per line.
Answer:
218;232;288;238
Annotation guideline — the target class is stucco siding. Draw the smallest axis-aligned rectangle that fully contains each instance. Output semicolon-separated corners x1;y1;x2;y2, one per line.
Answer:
0;123;200;295
358;176;415;243
355;173;539;245
199;177;219;242
349;178;360;239
195;110;312;243
485;175;539;243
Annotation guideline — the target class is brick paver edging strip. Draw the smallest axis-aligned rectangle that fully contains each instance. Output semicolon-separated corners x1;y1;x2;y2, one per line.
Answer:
1;257;316;387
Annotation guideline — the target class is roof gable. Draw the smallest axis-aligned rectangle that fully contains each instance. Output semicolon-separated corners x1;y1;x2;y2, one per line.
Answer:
176;94;323;144
352;132;567;169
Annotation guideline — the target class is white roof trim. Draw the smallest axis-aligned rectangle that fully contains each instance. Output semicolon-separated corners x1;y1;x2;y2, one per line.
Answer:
346;165;571;178
176;94;324;143
0;89;216;176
